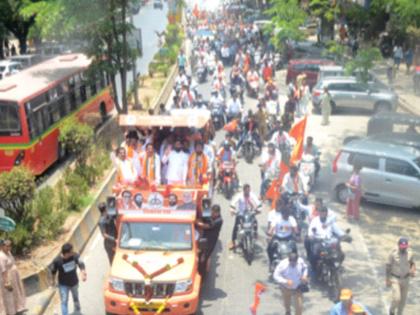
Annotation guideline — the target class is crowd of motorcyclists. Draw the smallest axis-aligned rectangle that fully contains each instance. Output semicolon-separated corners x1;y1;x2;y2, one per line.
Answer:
164;6;371;314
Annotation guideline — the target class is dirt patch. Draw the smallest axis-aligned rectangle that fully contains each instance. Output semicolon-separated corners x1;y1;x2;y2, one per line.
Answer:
129;73;168;112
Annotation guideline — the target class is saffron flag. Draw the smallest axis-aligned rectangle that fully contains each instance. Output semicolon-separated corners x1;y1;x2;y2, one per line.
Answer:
223;118;239;133
250;282;267;315
193;4;199;18
265;161;289;206
290;137;304;166
289;115;307;141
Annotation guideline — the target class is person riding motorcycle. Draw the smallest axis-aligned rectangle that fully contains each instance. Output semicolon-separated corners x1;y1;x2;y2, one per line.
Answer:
210;90;225;108
216;141;238;189
246;67;260;95
255;104;268;141
178;84;196;108
303;136;321;177
236;109;262;152
282;165;309;196
230;66;245;100
194;94;208;109
270;125;295;156
226;93;243;121
229;184;262;250
307;206;348;272
264;78;278;101
267;196;298;266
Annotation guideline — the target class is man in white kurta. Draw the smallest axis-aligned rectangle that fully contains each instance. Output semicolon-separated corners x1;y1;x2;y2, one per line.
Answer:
162;139;189;185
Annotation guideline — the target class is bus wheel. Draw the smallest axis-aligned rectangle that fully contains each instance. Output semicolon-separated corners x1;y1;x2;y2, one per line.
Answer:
58;142;66;161
100;102;107;123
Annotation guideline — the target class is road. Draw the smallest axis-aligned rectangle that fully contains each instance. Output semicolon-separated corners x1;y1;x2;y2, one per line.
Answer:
46;49;419;315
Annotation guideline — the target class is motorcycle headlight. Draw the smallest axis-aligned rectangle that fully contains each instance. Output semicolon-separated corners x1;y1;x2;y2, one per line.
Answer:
174;279;193;293
109;277;125;292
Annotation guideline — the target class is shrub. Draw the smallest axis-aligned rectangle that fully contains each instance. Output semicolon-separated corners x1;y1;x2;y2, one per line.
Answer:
0;167;36;222
6;223;34;255
31;187;65;240
59;118;94;165
64;168;89;212
345;47;382;83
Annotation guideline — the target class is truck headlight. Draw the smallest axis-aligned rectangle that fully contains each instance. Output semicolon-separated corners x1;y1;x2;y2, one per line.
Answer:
109;277;125;292
174;279;192;293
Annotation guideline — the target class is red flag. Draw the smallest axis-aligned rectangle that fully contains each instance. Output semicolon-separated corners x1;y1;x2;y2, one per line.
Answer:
290;137;304;166
289;115;307;142
250;282;267;315
193;4;199;18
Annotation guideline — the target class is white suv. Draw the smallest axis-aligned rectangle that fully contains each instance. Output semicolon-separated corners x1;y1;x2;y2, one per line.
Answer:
0;60;22;78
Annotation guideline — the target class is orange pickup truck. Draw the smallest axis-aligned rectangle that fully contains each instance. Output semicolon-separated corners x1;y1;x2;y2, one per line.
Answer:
104;110;214;315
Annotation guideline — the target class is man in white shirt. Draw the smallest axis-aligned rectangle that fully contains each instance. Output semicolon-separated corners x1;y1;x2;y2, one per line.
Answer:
273;252;308;315
282;165;308;196
229;184;261;249
267;197;298;266
162;138;189;185
307;206;345;270
270;126;295;153
226;94;242;121
259;142;281;199
115;147;138;185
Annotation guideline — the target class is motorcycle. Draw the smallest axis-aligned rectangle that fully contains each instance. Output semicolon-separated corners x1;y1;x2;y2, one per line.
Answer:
196;64;208;83
313;230;352;299
219;161;236;200
247;79;259;98
210;101;226;130
230;83;244;104
299;153;319;192
269;238;297;275
237;208;258;265
288;193;309;240
241;131;258;163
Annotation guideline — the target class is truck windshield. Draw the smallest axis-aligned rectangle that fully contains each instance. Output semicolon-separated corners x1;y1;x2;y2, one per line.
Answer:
119;222;193;251
0;102;21;136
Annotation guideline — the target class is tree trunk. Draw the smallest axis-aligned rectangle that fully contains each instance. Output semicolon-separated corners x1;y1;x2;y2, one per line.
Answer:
0;38;4;60
120;0;129;114
17;33;28;54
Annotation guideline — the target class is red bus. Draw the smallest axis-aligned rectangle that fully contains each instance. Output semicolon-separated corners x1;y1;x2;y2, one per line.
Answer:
0;53;114;175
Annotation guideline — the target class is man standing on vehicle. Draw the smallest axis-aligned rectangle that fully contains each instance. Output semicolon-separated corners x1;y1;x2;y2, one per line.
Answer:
187;141;209;185
98;202;117;263
142;143;161;185
229;184;261;250
196;205;223;274
162;138;189;185
386;237;416;315
51;243;87;315
273;252;308;315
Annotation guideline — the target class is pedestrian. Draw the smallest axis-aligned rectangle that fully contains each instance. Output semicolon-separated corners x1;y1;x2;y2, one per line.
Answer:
0;240;26;315
51;243;87;315
177;49;187;73
386;237;416;315
387;59;394;85
298;78;310;116
196;204;223;274
393;45;403;70
321;87;332;126
98;202;117;263
273;252;308;315
404;47;413;75
329;288;372;315
346;164;362;221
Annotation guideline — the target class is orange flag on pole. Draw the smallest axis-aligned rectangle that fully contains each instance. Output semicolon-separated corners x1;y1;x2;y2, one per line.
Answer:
265;161;289;205
289;115;307;141
250;282;267;315
289;137;304;166
193;4;199;18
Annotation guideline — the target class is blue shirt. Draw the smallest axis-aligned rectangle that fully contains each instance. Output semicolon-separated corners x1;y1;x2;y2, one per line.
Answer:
330;301;372;315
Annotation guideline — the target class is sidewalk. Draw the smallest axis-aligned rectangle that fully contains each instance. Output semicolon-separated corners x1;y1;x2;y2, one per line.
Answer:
371;61;420;115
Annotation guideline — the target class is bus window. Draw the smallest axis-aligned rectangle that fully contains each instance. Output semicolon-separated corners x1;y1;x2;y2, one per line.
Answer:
27;109;44;139
0;102;21;136
68;77;77;110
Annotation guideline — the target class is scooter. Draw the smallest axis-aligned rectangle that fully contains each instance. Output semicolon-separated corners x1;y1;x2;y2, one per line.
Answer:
210;101;226;130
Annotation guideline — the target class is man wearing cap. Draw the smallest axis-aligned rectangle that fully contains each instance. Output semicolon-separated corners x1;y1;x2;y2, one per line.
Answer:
330;288;372;315
386;237;416;315
273;252;308;315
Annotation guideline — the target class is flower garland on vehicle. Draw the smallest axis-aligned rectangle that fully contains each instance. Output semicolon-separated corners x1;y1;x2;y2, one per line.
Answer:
123;254;185;314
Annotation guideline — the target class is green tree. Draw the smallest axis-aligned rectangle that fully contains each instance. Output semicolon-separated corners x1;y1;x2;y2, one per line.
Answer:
0;167;36;222
0;0;39;54
23;0;141;114
345;47;382;83
309;0;338;40
266;0;307;48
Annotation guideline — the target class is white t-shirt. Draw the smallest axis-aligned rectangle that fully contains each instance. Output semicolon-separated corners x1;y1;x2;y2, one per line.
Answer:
273;215;297;238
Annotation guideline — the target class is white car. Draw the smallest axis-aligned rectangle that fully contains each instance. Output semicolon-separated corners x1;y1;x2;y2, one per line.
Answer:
0;61;22;79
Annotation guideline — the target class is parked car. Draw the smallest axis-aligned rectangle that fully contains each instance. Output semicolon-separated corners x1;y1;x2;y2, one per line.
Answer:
332;137;420;208
0;60;22;78
317;65;380;85
286;59;335;88
153;0;163;9
312;77;398;113
10;54;42;69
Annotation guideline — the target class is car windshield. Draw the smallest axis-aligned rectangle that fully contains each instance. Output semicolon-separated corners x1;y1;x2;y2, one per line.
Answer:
119;222;193;251
0;102;21;135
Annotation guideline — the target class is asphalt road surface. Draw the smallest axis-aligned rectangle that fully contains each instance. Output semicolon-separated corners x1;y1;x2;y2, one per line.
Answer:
46;53;420;315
